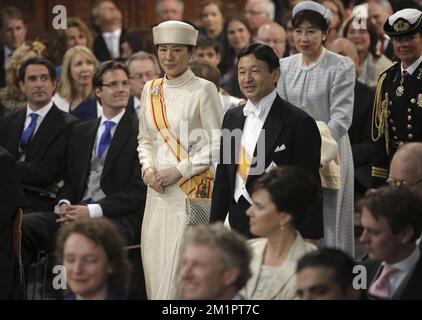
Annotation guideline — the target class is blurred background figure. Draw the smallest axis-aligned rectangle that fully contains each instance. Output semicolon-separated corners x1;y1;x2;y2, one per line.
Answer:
179;222;252;300
388;143;422;201
91;0;125;61
155;0;184;23
189;59;245;112
53;46;100;121
198;0;225;50
284;16;298;56
52;17;93;72
126;51;161;118
255;22;287;59
194;36;222;67
320;0;345;48
55;218;131;300
359;187;422;300
242;166;318;300
343;16;392;87
0;6;27;88
243;0;275;34
368;0;394;59
329;37;375;201
120;30;142;61
220;16;253;97
0;41;45;114
296;248;362;300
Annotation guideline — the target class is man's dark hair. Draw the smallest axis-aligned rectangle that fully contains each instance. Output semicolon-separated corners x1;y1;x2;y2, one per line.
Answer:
357;186;422;241
251;165;318;226
297;248;355;292
237;43;280;73
292;10;330;33
93;60;129;88
18;57;56;82
197;36;220;54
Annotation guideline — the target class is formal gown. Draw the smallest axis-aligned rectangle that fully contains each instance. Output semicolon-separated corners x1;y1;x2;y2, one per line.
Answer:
137;68;223;299
277;48;356;257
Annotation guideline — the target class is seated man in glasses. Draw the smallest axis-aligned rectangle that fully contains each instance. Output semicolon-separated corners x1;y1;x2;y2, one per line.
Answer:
23;60;146;255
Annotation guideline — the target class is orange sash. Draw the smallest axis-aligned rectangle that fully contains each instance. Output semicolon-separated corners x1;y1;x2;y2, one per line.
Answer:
150;79;213;197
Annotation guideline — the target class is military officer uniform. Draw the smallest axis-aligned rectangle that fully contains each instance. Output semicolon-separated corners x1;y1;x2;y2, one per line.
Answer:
371;8;422;187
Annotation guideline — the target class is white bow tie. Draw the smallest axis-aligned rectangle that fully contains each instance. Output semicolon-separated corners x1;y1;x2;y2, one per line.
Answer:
243;105;262;117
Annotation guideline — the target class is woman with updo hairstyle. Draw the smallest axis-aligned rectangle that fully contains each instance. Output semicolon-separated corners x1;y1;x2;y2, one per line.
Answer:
241;166;318;300
0;41;46;113
277;1;355;257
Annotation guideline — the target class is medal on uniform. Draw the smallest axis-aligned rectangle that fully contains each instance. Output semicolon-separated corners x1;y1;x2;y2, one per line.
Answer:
417;68;422;80
417;93;422;107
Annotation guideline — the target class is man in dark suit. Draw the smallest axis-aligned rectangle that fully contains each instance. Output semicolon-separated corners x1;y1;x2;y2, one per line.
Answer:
0;146;25;299
91;0;126;62
22;61;147;298
0;6;27;88
210;43;323;240
359;186;422;299
0;57;78;211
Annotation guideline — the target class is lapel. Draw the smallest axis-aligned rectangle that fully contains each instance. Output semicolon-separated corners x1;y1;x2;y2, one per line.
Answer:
102;111;132;178
9;110;26;157
246;233;312;299
246;94;284;184
395;253;422;299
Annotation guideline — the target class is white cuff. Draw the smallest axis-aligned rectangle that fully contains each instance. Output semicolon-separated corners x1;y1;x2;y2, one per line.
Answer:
87;204;103;218
55;199;71;214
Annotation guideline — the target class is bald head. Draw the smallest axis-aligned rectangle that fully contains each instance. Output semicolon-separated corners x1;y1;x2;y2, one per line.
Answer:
255;22;286;58
389;143;422;199
329;37;359;73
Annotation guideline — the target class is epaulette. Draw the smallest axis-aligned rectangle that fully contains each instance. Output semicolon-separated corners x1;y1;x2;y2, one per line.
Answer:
377;61;399;78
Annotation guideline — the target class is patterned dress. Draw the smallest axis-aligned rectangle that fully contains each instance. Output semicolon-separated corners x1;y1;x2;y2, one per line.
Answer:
277;49;356;257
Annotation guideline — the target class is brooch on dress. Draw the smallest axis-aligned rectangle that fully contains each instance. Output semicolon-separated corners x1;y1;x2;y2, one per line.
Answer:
152;86;159;96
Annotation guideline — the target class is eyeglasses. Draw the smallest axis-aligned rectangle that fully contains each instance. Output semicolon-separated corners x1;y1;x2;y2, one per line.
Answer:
101;80;130;90
386;177;422;187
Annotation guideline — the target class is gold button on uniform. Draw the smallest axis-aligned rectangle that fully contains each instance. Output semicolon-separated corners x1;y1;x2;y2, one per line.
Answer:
408;115;412;121
411;98;416;104
408;108;412;112
408;124;413;130
392;126;397;132
389;101;393;106
389;119;394;124
408;134;414;139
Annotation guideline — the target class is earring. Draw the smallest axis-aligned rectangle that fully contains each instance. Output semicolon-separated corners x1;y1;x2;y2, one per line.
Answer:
280;224;285;231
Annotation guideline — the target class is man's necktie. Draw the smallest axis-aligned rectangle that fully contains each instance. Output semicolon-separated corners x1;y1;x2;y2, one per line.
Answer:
368;265;398;299
98;120;115;158
20;113;38;149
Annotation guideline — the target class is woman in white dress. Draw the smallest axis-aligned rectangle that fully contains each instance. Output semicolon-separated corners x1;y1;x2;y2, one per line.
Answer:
242;166;317;300
137;21;223;299
276;1;355;256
